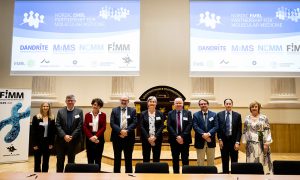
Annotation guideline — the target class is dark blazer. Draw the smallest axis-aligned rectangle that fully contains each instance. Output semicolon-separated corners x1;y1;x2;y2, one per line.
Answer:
32;115;56;147
140;110;165;143
167;110;192;144
216;110;242;143
55;107;83;144
83;112;106;141
110;106;137;143
193;110;218;148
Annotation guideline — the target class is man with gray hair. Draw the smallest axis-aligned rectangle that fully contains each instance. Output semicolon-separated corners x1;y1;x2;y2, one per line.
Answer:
110;95;137;173
167;97;192;173
56;94;83;172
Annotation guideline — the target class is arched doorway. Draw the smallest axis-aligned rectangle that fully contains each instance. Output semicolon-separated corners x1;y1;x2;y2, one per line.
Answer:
134;85;190;142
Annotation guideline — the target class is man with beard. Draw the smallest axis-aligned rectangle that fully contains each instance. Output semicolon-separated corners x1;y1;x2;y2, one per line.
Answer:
110;95;137;173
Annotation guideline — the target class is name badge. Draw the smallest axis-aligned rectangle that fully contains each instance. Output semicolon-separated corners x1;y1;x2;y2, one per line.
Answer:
89;122;93;126
156;117;161;120
39;122;44;126
209;117;214;121
127;115;130;118
75;114;80;119
183;117;188;121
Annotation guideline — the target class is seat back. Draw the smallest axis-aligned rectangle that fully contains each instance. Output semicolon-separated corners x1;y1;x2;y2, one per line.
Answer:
135;162;169;173
231;162;264;174
182;165;218;174
273;160;300;175
64;163;99;173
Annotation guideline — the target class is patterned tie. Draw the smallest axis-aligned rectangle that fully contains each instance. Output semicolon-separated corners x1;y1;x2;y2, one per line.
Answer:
121;108;127;129
177;111;181;133
204;112;208;131
225;111;230;136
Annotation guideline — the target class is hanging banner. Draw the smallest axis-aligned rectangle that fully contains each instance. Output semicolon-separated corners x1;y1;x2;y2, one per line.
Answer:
0;89;31;163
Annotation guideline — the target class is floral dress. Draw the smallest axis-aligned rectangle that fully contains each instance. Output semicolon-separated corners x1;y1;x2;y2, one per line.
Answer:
243;114;272;173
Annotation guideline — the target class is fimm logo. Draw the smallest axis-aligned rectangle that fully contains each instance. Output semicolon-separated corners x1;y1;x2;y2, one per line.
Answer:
0;90;24;100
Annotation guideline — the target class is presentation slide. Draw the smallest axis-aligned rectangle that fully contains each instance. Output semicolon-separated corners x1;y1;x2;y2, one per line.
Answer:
190;0;300;77
11;0;140;76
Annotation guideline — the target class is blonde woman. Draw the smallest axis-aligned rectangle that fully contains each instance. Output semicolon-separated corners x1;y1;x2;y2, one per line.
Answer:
31;102;55;172
243;101;272;174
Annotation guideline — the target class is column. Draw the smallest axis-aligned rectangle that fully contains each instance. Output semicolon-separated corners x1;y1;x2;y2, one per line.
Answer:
31;76;58;106
267;78;299;107
109;77;135;106
190;77;219;106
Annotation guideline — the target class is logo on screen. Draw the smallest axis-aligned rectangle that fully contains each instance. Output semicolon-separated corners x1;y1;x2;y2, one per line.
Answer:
27;59;35;67
276;7;300;22
197;11;221;29
122;55;132;66
99;6;130;21
41;59;50;64
13;61;25;66
20;11;45;29
219;59;229;64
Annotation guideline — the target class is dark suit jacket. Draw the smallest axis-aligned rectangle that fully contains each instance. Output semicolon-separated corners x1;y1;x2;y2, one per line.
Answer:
216;110;242;143
193;110;218;148
140;110;165;143
110;106;137;143
55;107;83;145
31;115;56;147
83;112;106;141
167;110;192;144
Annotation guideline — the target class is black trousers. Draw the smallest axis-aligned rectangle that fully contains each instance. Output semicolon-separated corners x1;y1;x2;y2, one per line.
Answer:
141;139;162;162
170;142;190;174
33;137;51;172
56;140;78;172
86;137;104;171
221;136;239;173
112;137;134;173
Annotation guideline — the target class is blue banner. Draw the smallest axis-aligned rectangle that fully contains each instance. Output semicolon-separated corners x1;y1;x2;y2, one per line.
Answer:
190;1;300;34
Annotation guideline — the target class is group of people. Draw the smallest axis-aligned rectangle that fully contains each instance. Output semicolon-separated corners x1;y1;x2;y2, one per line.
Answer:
31;94;272;174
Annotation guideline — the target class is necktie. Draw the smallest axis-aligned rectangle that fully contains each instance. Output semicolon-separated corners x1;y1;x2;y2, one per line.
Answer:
121;108;127;129
226;111;230;136
177;111;181;133
204;112;207;131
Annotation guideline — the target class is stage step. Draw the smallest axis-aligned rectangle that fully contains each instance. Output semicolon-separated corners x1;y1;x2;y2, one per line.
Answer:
102;142;221;166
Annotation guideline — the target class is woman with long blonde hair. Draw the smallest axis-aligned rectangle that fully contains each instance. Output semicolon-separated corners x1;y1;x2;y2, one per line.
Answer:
31;102;55;172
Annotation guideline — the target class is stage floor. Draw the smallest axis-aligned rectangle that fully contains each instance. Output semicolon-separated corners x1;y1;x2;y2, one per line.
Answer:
1;142;299;173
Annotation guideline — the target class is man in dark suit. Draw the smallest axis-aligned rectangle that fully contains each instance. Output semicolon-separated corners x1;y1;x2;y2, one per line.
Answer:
193;99;218;166
110;95;137;173
55;94;83;172
167;97;192;174
216;98;242;173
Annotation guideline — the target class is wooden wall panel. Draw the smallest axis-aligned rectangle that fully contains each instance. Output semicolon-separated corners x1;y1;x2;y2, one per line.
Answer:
103;123;300;153
289;124;300;152
270;124;291;153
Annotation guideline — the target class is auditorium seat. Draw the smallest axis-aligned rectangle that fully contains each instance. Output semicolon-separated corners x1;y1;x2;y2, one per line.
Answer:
64;163;99;173
273;160;300;175
135;162;169;173
231;162;264;174
182;165;218;174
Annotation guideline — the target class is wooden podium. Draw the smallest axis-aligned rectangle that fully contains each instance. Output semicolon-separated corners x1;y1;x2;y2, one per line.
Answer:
134;86;190;143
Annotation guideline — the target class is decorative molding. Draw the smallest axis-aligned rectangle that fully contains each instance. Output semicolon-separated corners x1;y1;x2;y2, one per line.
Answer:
265;78;300;108
190;77;220;107
108;77;135;106
31;77;61;107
